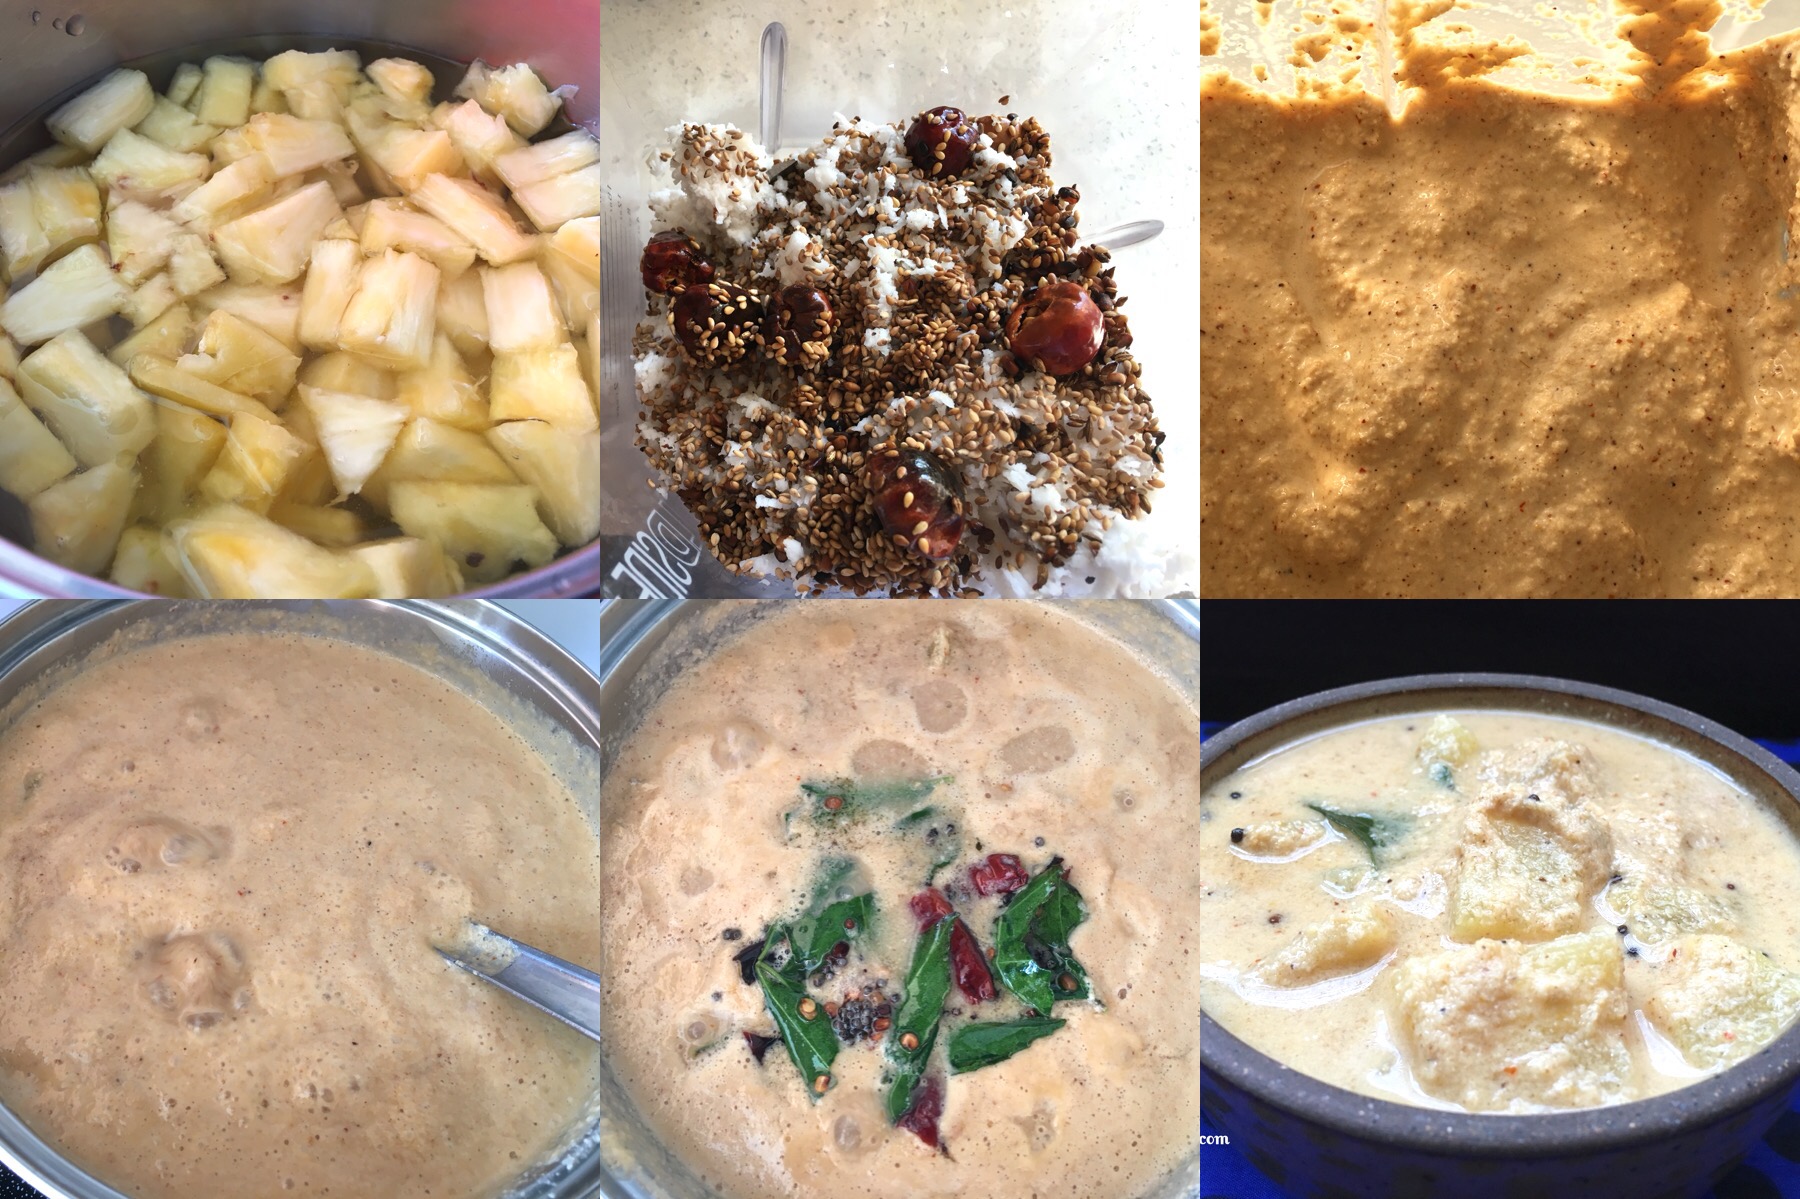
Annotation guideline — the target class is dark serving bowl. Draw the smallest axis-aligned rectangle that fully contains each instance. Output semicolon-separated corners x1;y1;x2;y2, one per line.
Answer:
1200;672;1800;1199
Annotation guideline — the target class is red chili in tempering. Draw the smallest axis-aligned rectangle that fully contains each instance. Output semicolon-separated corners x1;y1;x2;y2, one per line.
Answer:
908;887;955;931
949;918;996;1004
896;1072;945;1149
969;852;1028;896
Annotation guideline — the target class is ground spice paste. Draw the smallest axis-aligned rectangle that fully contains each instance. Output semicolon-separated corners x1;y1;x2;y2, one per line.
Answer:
0;632;599;1199
601;603;1199;1198
1202;1;1800;596
1201;711;1800;1111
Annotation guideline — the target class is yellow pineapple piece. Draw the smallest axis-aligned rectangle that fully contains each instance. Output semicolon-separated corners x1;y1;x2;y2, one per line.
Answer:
143;400;227;523
0;376;76;499
480;260;565;353
176;309;301;406
507;165;600;232
133;96;219;153
388;479;556;583
314;158;365;208
495;131;598;193
16;330;155;465
171;155;274;230
297;384;407;497
397;334;488;429
299;351;395;399
337;249;440;370
108;303;193;368
243;112;355;178
48;68;155;154
542;217;599;328
439;99;526;186
28;167;102;262
196;410;308;511
127;355;275;421
212;180;343;284
250;76;288;117
411;174;535;265
367;59;437;107
268;499;365;547
191;57;256;128
436;268;489;357
486;420;598;547
0;180;49;280
349;536;465;597
454;61;562;137
107;199;183;284
490;345;595;430
89;129;211;203
168;504;377;598
361;416;517;510
345;99;465;193
297;237;361;351
166;64;203;109
193;282;303;351
0;332;19;380
109;525;191;596
123;274;180;328
1;243;129;346
361;199;476;277
262;49;363;117
168;233;226;298
29;459;137;574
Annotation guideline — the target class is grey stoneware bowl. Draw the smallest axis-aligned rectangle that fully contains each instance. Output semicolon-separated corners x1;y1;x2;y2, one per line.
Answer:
0;600;602;1199
0;0;598;598
1200;672;1800;1199
597;598;1201;1199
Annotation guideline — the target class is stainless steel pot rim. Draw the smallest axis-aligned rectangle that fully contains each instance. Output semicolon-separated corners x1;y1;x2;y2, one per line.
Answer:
1200;671;1800;1158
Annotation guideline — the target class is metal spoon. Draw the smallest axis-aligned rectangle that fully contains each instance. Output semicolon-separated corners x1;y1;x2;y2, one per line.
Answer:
437;922;599;1042
1090;219;1165;250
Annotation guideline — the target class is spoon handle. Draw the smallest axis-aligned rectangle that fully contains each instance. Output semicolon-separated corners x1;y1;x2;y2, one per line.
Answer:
759;21;788;152
440;928;599;1043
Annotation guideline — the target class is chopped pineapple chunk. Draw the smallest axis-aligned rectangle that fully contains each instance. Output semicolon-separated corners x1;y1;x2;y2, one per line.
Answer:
411;174;536;265
197;410;308;510
490;345;595;430
350;537;465;597
297;384;407;496
262;49;363;107
194;282;303;351
0;181;49;279
268;499;365;547
511;165;600;232
0;376;76;499
300;351;395;399
389;480;556;583
134;96;220;153
177;309;302;405
29;459;137;574
108;304;193;368
28;167;102;262
107;199;183;284
485;420;598;547
362;416;517;510
168;504;377;598
337;249;440;370
440;100;527;185
212;180;343;284
436;268;490;356
542;217;599;328
345;100;465;193
168;233;226;298
123;274;180;328
367;58;437;107
16;330;156;465
109;525;191;595
454;62;562;137
361;199;476;277
143;401;227;523
250;77;288;117
397;334;487;429
127;355;276;421
243;113;355;178
171;155;274;230
48;68;156;154
191;57;257;128
495;131;599;192
1;243;130;346
297;238;361;351
90;129;212;203
481;260;565;353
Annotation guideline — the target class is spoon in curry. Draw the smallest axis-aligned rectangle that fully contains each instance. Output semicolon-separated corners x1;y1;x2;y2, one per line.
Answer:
437;922;599;1042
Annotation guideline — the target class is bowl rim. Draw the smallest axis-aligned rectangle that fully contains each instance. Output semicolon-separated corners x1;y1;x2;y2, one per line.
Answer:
1200;670;1800;1159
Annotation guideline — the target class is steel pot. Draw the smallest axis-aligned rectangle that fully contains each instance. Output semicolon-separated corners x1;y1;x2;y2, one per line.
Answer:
1200;673;1800;1199
0;0;599;598
595;598;1200;1199
0;599;602;1199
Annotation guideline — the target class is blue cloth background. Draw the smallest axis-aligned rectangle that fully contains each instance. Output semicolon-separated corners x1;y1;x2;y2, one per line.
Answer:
1200;724;1800;1199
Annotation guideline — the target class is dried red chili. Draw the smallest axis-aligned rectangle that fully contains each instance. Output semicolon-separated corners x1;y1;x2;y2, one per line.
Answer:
969;852;1028;896
908;887;955;931
949;918;996;1004
896;1072;945;1149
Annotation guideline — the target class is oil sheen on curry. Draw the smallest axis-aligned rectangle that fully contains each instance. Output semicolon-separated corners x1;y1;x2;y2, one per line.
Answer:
1202;2;1800;596
1201;711;1800;1112
601;604;1200;1199
0;632;599;1199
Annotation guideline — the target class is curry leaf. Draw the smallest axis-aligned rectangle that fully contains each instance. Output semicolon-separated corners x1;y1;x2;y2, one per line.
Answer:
755;932;838;1099
948;1018;1066;1074
885;915;952;1123
1305;803;1407;866
993;859;1091;1013
791;893;874;977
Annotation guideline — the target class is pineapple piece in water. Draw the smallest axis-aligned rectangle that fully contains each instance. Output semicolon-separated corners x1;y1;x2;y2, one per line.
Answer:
344;100;464;193
177;310;302;406
243;113;355;179
262;49;363;121
47;68;156;154
436;269;490;357
481;260;565;353
362;416;516;509
490;345;595;430
367;59;437;108
505;162;600;231
454;61;562;137
361;199;477;278
411;174;536;266
439;100;527;186
397;334;487;429
16;330;155;466
166;63;204;109
191;57;257;128
389;480;557;583
128;355;275;421
134;96;220;153
298;238;362;350
297;384;407;497
337;249;441;370
168;505;377;598
1;244;130;346
123;274;180;329
269;499;365;547
109;525;191;596
350;537;465;597
28;167;103;262
212;181;343;284
107;199;183;285
543;216;599;327
0;181;50;279
300;351;395;399
168;234;226;297
197;410;309;511
171;155;274;230
144;401;227;524
108;304;193;368
89;129;212;203
495;132;599;194
0;376;76;499
29;459;137;574
486;421;598;547
194;282;303;351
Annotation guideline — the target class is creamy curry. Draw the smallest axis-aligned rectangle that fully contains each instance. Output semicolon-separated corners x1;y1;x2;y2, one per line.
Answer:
1201;711;1800;1112
600;603;1200;1199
